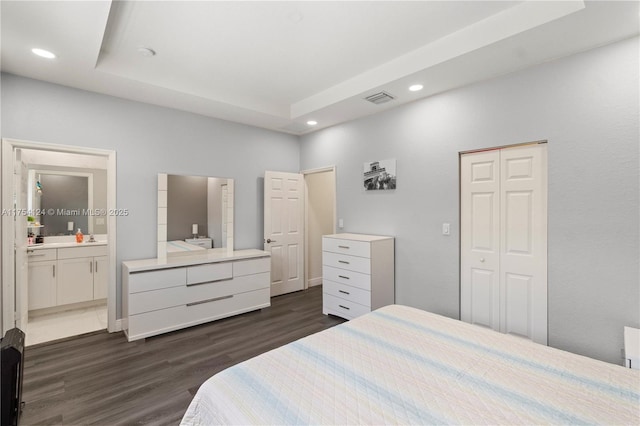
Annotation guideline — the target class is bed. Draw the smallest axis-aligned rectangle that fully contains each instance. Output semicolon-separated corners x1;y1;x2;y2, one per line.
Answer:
181;305;640;425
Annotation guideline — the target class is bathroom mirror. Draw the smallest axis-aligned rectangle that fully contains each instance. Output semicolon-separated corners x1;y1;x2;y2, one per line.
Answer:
28;169;108;236
157;173;234;257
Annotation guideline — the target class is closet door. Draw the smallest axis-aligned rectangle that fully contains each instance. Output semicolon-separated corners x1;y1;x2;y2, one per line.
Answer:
460;151;500;331
499;144;547;343
461;144;547;345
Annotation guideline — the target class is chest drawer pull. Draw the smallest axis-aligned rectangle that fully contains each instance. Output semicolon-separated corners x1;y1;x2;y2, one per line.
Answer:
338;289;350;295
187;294;233;307
338;245;350;249
338;304;350;310
338;275;350;280
338;260;350;264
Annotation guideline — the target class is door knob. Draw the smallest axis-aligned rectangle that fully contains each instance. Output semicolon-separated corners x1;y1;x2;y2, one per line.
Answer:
479;257;485;263
266;238;277;243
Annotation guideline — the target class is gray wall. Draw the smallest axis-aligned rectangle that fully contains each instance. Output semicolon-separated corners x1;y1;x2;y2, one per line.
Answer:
1;73;300;318
300;36;639;364
1;36;637;364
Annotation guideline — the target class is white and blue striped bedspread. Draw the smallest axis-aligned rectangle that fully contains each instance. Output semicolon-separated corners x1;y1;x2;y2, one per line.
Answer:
181;305;640;425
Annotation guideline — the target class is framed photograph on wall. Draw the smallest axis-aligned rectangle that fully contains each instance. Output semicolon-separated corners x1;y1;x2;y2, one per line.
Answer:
364;158;396;190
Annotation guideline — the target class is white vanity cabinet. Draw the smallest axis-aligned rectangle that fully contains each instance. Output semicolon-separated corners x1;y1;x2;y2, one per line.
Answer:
322;233;395;320
27;249;57;310
123;249;271;341
56;246;109;305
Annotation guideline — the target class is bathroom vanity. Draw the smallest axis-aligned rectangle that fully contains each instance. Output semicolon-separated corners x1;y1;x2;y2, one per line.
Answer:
122;249;270;341
27;241;108;310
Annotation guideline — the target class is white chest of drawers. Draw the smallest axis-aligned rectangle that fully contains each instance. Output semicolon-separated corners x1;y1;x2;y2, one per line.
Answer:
122;249;270;341
322;233;394;320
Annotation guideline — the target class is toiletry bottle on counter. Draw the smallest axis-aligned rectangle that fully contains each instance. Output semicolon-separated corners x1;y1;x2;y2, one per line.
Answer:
76;228;84;243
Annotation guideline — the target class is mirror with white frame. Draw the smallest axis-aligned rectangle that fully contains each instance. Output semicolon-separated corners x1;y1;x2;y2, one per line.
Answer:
157;173;234;257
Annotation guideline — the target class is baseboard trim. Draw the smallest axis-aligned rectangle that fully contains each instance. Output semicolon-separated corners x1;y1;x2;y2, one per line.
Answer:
308;277;323;287
109;319;123;333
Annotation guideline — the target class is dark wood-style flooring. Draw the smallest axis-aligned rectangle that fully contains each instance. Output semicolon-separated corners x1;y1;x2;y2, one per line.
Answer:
20;286;344;425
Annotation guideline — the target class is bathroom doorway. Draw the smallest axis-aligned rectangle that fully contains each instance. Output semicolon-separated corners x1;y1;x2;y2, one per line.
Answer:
303;166;337;290
1;138;117;345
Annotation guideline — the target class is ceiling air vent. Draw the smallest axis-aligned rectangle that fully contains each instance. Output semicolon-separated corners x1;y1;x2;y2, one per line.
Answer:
364;91;395;105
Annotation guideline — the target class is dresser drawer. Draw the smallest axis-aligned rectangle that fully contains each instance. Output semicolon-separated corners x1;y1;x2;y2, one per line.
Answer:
127;287;270;340
27;248;56;262
129;272;269;315
323;280;371;307
323;265;371;291
322;293;370;320
233;257;270;276
322;251;371;274
129;267;186;293
187;262;233;285
323;237;370;258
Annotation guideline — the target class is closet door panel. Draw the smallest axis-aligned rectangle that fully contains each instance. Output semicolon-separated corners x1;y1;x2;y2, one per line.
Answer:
460;150;500;325
500;144;547;344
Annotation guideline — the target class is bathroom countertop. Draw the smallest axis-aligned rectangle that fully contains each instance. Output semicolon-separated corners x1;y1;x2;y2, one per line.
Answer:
27;240;107;250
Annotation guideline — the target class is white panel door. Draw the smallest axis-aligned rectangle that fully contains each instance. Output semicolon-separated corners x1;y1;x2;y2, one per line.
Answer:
460;150;500;330
461;144;547;345
500;144;547;342
264;171;304;296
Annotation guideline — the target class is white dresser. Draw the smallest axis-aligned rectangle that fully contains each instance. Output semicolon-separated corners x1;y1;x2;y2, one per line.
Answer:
122;249;270;341
322;233;394;320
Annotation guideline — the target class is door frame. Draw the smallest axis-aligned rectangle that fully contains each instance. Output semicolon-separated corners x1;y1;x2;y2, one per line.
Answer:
302;166;337;290
1;138;117;335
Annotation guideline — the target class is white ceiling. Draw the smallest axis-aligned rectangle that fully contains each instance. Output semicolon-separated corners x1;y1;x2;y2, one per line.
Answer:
1;1;639;135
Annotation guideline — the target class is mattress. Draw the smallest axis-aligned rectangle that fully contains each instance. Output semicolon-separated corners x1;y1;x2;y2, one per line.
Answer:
181;305;640;425
166;240;206;253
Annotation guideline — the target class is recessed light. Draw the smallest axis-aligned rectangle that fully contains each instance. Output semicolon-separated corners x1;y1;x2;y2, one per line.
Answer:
307;120;318;126
409;84;423;92
137;47;156;57
31;48;56;59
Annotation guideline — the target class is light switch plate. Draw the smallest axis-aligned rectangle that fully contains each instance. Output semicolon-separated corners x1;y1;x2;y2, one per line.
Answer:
338;218;344;228
442;223;450;235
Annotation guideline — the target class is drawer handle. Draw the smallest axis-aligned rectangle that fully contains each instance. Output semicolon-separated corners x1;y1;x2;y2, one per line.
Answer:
338;275;350;280
338;245;350;249
338;304;350;310
187;294;233;307
338;290;350;295
28;253;46;257
187;277;232;287
338;260;350;265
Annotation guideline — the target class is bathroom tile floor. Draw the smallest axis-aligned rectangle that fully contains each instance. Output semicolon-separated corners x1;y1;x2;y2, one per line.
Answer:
26;304;107;346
